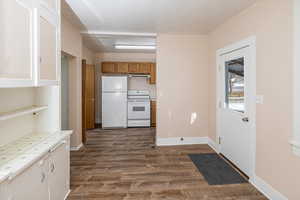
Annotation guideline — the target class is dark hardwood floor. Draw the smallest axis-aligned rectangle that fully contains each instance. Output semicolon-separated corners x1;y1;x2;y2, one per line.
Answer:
67;128;266;200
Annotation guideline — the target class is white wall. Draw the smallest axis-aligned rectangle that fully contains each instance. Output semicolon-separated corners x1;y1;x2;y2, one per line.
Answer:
156;34;209;139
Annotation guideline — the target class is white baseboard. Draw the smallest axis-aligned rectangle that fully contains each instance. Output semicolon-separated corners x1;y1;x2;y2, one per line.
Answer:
156;137;208;146
64;190;71;200
250;176;288;200
70;143;83;151
208;137;219;153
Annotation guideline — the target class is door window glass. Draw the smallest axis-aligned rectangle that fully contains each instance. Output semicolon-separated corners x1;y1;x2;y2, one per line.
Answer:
225;57;245;112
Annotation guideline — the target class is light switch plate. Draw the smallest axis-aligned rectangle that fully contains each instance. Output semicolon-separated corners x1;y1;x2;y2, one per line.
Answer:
256;95;264;104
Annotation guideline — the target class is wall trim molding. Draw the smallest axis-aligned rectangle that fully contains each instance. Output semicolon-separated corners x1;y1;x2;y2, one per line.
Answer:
207;137;219;153
70;143;83;151
250;176;288;200
156;137;208;146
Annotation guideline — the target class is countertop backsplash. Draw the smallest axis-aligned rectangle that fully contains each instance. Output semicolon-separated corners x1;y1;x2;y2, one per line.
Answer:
128;77;156;99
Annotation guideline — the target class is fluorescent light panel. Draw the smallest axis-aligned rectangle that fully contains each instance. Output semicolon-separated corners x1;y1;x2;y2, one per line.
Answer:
114;45;156;50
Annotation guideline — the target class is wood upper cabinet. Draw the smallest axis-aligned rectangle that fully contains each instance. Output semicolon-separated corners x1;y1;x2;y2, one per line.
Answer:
149;63;156;84
139;63;151;74
128;63;139;73
0;0;35;87
102;62;156;84
102;62;116;73
151;101;156;127
117;62;129;73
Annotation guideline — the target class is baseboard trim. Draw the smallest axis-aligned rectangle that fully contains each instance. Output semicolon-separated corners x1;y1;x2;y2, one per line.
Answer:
250;176;288;200
156;137;208;146
70;143;83;151
208;138;219;153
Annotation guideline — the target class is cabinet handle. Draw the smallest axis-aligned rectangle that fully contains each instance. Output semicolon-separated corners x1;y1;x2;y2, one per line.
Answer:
41;172;46;183
51;163;55;173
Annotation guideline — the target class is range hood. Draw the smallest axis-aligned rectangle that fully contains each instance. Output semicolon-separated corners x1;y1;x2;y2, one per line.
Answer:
128;74;151;78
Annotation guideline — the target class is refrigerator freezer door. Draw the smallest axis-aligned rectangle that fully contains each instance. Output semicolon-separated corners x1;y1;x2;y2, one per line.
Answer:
102;92;127;128
102;76;127;92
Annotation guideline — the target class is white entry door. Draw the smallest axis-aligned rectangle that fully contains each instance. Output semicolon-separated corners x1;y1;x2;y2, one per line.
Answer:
217;42;256;178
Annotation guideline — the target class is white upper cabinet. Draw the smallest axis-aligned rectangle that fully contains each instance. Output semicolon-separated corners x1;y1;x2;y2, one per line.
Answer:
37;5;60;85
0;0;35;87
0;0;60;88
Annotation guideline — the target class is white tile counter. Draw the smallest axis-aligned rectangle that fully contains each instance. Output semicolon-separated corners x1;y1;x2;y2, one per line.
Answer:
0;130;72;183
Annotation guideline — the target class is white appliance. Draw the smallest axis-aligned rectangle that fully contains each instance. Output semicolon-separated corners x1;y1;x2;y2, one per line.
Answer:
102;76;128;128
127;90;151;127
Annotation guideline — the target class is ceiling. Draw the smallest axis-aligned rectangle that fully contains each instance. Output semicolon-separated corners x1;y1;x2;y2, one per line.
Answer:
64;0;257;53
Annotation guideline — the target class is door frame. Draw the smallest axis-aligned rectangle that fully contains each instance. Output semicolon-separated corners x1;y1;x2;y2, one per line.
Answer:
216;36;256;180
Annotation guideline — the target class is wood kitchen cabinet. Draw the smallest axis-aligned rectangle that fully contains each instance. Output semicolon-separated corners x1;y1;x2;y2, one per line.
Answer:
151;101;156;127
149;63;156;84
139;63;151;74
117;62;129;73
128;63;140;73
102;62;117;73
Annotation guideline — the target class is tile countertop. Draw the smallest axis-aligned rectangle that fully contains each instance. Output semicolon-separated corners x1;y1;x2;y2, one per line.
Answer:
0;130;72;183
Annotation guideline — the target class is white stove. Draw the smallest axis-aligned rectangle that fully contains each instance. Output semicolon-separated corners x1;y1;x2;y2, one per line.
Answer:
127;90;151;127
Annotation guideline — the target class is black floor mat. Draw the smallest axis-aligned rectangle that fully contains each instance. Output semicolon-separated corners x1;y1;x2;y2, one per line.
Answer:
189;153;248;185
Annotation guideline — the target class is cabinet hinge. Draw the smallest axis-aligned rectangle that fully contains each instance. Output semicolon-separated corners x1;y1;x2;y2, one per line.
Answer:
218;137;222;145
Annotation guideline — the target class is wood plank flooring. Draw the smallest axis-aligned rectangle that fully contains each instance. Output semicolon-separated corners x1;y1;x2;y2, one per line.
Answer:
67;128;267;200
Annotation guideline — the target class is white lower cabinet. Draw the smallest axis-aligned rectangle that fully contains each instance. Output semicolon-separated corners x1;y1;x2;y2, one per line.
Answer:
0;138;70;200
9;155;49;200
49;141;69;200
0;181;10;200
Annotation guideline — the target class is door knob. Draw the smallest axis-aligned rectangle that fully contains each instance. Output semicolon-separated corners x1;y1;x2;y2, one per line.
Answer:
242;117;249;122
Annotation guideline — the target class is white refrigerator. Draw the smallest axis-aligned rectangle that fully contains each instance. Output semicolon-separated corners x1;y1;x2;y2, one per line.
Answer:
102;76;128;128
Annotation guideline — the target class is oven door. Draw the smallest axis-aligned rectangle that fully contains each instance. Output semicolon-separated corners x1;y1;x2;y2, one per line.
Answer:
128;100;150;120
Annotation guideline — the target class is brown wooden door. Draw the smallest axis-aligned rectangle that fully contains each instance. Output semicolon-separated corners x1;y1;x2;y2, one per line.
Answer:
83;62;95;135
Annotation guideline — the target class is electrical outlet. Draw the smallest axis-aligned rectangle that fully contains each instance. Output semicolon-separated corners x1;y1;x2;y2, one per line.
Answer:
256;95;264;104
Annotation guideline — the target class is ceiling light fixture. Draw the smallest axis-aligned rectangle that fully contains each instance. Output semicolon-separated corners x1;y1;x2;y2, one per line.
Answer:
114;45;156;50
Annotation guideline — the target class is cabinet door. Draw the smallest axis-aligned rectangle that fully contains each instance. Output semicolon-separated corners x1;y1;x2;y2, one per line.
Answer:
151;101;156;127
117;63;129;73
38;7;59;85
0;181;9;200
149;63;156;84
128;63;139;73
0;0;35;87
49;141;69;200
102;62;116;73
41;0;58;13
9;156;49;200
139;63;151;74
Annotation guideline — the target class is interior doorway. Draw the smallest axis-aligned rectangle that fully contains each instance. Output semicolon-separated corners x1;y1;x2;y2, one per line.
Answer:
61;54;69;130
217;37;256;179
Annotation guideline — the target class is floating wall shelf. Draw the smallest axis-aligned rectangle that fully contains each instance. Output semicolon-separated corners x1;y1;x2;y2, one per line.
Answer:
0;106;48;121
